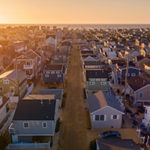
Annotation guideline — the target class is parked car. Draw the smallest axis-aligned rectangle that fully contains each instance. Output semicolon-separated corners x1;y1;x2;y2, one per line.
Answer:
99;131;121;138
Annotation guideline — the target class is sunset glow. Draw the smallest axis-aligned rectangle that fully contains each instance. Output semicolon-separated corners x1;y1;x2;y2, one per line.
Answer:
0;0;150;24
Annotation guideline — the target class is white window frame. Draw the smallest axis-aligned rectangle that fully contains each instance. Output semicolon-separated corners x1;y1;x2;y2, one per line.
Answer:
131;73;136;77
56;71;60;74
111;115;119;120
46;71;50;74
42;122;47;128
51;71;55;74
101;81;106;85
23;122;29;128
99;115;106;121
3;79;9;84
96;79;100;81
90;81;95;85
57;74;61;78
45;74;49;78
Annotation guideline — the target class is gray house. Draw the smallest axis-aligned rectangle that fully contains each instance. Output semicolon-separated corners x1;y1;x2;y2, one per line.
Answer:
87;90;124;128
42;64;66;83
9;99;58;144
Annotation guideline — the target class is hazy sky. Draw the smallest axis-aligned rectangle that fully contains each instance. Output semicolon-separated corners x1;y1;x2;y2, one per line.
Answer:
0;0;150;24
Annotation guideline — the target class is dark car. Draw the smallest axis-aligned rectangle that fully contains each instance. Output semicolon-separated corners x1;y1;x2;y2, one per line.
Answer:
99;131;121;139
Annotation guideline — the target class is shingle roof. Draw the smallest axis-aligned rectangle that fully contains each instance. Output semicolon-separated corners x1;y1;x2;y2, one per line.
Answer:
13;100;56;120
127;75;150;91
39;89;63;100
86;70;108;80
87;91;123;113
0;69;26;83
44;64;63;71
84;61;101;66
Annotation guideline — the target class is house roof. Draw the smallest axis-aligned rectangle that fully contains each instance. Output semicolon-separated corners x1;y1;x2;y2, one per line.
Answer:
84;61;102;66
87;90;123;113
17;49;41;59
81;50;94;55
0;95;8;109
96;137;140;150
0;69;26;83
112;59;126;67
23;94;55;100
13;100;56;121
86;70;108;80
39;89;63;100
127;75;150;91
44;64;63;71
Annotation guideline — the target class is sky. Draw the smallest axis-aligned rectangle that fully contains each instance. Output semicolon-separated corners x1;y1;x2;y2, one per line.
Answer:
0;0;150;24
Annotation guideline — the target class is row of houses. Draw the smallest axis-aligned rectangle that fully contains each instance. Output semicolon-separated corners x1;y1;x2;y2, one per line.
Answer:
7;42;71;148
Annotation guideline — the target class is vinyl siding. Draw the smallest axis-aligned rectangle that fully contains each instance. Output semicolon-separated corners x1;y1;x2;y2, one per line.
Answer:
91;107;122;128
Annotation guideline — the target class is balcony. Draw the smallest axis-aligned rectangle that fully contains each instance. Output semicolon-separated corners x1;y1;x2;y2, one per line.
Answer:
24;65;33;70
9;123;15;134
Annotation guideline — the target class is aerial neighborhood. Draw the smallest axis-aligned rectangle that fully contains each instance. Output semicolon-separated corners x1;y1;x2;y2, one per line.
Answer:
0;25;150;150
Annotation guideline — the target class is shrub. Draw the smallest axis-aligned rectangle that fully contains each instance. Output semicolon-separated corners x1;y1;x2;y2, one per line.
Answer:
55;118;61;133
90;139;96;150
0;134;9;150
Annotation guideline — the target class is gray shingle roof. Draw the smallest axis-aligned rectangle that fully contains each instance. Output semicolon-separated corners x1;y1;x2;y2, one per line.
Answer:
13;100;56;120
87;91;123;113
86;70;108;80
39;89;63;100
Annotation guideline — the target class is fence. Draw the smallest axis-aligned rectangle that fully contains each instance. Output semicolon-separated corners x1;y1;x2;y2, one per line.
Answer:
7;142;50;149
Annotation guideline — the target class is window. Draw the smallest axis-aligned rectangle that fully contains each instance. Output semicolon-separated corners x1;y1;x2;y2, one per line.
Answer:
139;93;143;98
42;122;47;128
100;115;105;121
131;73;136;77
95;115;99;121
51;71;55;74
46;71;50;74
111;115;118;120
56;71;60;74
90;81;95;85
57;74;61;78
23;122;29;128
96;79;100;81
127;73;130;77
3;80;9;84
45;74;49;78
101;82;106;85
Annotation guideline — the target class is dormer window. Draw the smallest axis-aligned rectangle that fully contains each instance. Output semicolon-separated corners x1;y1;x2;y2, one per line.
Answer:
3;79;9;84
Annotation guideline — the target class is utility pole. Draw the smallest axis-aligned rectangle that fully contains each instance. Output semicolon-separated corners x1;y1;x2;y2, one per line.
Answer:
15;58;20;100
123;52;129;106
